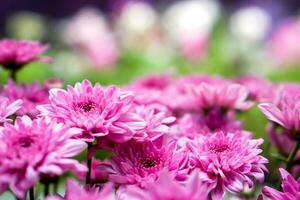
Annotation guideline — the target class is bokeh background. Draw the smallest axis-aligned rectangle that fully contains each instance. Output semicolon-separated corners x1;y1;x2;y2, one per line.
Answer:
1;0;300;86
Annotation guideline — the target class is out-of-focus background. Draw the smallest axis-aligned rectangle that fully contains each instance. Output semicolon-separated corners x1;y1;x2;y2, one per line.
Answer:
1;0;300;85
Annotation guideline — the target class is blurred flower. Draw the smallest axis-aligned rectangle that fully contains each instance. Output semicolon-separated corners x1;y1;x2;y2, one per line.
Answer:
46;179;114;200
2;80;54;118
262;168;300;200
99;140;188;187
38;80;146;142
0;116;87;198
115;1;158;49
235;76;275;102
188;131;268;199
0;97;22;124
162;0;219;61
192;82;253;111
268;17;300;66
259;93;300;134
117;169;210;200
0;39;51;75
230;6;271;44
63;8;118;69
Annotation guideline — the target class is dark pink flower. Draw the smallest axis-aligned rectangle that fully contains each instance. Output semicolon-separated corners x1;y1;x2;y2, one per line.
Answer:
0;97;22;124
188;131;268;199
263;168;300;200
0;39;51;70
117;169;211;200
37;80;146;142
46;179;115;200
0;116;87;198
2;80;52;118
99;140;189;187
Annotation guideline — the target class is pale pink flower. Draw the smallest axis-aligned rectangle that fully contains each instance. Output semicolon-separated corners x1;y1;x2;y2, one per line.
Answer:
2;80;52;117
0;39;51;70
64;8;118;69
37;80;146;142
263;168;300;200
0;97;22;124
117;169;211;200
46;179;115;200
98;140;189;187
268;18;300;66
0;116;87;198
188;131;268;200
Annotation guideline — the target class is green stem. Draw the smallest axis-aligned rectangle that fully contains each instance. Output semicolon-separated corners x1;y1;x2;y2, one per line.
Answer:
29;188;34;200
44;182;49;197
11;69;17;81
286;141;300;172
85;142;93;185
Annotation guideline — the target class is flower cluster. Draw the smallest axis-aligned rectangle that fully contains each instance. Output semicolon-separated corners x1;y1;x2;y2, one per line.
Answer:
2;38;300;200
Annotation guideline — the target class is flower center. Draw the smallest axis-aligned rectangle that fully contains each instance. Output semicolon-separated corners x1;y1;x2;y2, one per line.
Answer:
141;157;160;168
209;143;229;153
18;137;34;148
77;101;96;113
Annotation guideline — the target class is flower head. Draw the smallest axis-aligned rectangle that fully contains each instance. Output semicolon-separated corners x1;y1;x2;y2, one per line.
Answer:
99;140;188;187
0;97;22;124
263;168;300;200
188;131;268;199
192;82;253;111
2;80;52;117
259;91;300;134
0;116;87;198
117;170;211;200
0;39;51;70
38;80;146;142
46;179;115;200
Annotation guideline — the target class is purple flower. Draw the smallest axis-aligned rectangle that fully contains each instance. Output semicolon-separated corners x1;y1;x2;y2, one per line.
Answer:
0;116;87;198
38;80;146;142
0;97;22;124
46;179;115;200
2;80;52;118
117;169;211;200
188;131;268;199
0;39;51;70
99;140;189;187
263;168;300;200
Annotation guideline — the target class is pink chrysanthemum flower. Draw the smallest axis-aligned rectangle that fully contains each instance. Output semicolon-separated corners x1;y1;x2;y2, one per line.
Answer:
0;39;51;71
0;116;87;198
0;97;22;124
235;76;275;102
46;179;115;200
132;105;175;141
117;170;211;200
37;80;146;142
99;140;189;187
259;92;300;134
263;168;300;200
192;82;253;111
188;131;268;200
2;80;52;118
